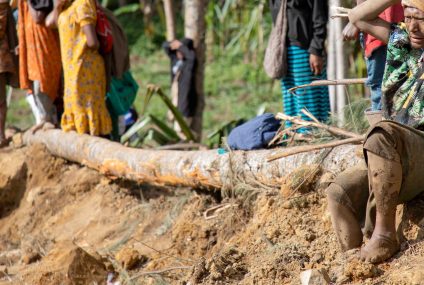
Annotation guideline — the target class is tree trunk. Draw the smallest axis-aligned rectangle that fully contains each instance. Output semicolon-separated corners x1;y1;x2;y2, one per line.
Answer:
184;0;208;141
23;130;362;192
163;0;176;41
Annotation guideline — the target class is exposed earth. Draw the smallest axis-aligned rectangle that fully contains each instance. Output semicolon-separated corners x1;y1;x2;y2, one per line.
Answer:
1;141;424;284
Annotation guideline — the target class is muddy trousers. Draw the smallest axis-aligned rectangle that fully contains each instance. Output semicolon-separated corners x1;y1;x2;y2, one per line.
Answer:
326;121;424;239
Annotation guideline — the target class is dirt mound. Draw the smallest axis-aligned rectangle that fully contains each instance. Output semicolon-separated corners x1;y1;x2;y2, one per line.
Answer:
19;241;107;285
0;144;424;284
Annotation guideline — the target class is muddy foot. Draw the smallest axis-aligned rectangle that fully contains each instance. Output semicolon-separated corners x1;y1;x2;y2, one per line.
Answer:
360;234;399;264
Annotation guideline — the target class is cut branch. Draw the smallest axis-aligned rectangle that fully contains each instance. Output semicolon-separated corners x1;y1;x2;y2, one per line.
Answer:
288;78;366;95
275;112;363;139
130;266;192;280
267;137;364;162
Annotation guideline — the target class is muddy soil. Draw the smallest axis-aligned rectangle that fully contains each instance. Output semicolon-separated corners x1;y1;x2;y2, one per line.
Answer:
0;144;424;284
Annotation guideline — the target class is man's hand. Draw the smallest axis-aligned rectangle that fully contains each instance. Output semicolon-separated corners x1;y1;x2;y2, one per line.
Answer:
343;22;360;41
309;54;324;76
170;40;182;50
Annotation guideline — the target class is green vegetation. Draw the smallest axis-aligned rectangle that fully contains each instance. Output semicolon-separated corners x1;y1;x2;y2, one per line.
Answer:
7;1;368;142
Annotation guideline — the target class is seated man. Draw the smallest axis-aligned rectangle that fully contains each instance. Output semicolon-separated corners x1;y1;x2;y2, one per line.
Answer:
327;0;424;264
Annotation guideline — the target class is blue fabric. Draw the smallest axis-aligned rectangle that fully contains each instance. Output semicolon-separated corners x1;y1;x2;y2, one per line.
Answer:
227;113;280;150
281;45;330;133
365;45;387;111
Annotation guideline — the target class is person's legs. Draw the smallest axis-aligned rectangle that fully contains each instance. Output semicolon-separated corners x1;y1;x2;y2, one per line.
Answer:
327;186;364;250
32;81;57;125
360;150;402;263
281;46;297;118
0;74;7;146
366;46;387;111
326;162;369;250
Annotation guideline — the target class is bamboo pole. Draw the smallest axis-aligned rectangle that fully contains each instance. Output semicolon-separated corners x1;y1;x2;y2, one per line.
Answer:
22;129;362;190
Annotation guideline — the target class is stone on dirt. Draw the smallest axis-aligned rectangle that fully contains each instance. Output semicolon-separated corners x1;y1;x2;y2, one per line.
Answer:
300;268;331;285
25;241;108;285
115;247;147;270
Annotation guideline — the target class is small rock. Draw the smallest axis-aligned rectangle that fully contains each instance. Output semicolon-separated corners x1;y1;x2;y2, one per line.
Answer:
343;259;379;280
311;253;323;264
300;269;331;285
115;248;147;270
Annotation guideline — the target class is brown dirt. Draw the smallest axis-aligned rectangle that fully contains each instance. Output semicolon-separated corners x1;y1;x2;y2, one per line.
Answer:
0;144;424;284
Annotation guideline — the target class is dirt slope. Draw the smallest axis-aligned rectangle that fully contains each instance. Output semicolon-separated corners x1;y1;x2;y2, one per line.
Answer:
0;144;424;284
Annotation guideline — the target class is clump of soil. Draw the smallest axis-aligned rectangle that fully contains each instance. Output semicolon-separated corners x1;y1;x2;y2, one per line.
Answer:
1;144;424;284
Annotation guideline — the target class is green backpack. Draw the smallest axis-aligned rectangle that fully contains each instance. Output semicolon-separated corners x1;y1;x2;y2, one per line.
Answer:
106;71;139;117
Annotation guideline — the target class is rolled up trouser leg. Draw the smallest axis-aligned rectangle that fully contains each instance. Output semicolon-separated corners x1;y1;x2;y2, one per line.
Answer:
326;161;373;239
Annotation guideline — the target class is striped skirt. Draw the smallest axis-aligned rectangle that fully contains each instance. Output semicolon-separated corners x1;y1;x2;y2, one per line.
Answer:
281;45;330;126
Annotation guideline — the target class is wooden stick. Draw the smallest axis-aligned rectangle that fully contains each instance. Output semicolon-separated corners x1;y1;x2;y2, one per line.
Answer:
275;112;362;139
288;78;367;95
130;266;192;280
267;137;364;162
331;13;349;19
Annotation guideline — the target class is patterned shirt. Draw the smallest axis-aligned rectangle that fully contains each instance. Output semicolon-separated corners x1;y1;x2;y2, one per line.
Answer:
382;24;424;128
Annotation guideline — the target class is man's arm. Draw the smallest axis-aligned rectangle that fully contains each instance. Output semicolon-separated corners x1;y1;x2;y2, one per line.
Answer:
28;0;47;25
342;0;366;41
348;0;399;43
309;0;328;57
309;0;328;75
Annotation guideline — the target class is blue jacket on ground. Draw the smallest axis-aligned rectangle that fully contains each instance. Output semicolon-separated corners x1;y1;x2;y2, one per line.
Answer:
228;113;280;150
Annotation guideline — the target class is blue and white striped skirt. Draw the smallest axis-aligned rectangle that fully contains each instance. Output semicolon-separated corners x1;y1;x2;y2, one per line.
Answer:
281;45;330;125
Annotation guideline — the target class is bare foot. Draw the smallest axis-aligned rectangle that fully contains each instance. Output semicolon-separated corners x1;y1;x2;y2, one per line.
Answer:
360;234;399;264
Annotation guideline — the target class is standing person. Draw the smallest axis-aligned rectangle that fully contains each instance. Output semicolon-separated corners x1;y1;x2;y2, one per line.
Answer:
18;0;62;127
47;0;112;136
327;0;424;264
270;0;330;126
163;38;197;138
343;1;404;111
0;0;17;147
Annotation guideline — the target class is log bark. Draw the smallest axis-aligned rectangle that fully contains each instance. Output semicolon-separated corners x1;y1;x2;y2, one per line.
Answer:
23;129;363;191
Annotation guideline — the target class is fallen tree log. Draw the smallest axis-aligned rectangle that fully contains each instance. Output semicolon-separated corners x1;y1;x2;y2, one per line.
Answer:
23;129;363;191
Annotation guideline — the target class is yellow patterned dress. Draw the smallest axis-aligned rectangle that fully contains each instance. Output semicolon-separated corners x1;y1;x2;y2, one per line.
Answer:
58;0;112;136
